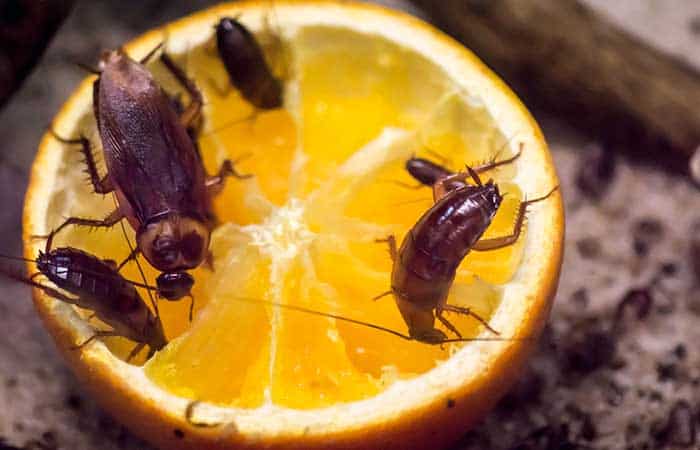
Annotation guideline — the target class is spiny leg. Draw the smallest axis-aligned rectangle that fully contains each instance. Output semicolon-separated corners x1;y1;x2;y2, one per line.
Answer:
432;148;523;201
441;304;500;335
372;234;397;301
472;185;559;252
205;158;253;197
432;166;482;202
71;330;121;350
471;142;523;174
436;312;462;339
126;342;146;362
49;129;113;194
33;208;124;246
9;274;79;305
375;234;397;262
160;52;202;129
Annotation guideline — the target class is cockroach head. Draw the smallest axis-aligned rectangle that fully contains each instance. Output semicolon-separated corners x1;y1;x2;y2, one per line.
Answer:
137;215;210;272
156;272;194;301
98;49;127;72
217;16;249;36
482;181;503;210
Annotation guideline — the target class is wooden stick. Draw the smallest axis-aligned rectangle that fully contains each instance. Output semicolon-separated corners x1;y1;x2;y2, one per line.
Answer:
409;0;700;170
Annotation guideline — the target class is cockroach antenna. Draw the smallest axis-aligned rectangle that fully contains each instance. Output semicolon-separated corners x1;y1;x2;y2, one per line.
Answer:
115;197;159;316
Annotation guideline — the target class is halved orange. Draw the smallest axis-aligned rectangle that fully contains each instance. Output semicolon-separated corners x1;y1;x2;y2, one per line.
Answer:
24;1;563;449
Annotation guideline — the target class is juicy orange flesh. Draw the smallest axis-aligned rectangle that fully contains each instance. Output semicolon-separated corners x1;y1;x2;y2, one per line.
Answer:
42;26;527;408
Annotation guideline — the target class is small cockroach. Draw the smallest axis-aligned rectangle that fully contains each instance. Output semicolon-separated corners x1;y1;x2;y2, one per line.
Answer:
43;45;248;303
0;237;167;360
376;165;558;343
215;16;283;109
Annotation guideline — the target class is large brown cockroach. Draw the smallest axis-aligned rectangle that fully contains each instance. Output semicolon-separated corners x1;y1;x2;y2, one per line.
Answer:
0;234;167;360
215;16;283;109
376;162;558;343
44;46;247;304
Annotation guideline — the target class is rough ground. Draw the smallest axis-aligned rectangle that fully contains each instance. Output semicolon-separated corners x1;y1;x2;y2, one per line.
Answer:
0;1;699;449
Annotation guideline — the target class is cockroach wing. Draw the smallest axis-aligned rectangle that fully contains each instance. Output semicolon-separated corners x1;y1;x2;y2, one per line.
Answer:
96;53;210;227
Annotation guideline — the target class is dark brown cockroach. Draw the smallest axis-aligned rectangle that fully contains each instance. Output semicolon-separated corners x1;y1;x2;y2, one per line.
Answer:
376;166;558;343
44;46;248;304
215;16;283;109
0;237;167;360
404;144;523;193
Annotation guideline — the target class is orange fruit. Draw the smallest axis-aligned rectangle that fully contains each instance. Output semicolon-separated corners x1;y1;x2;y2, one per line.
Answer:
24;1;563;449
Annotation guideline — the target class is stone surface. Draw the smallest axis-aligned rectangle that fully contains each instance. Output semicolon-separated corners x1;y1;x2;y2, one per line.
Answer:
0;1;699;449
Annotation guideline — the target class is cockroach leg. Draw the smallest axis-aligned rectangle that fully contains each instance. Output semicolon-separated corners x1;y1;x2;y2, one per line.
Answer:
441;304;500;335
372;235;398;300
436;313;462;339
117;247;141;272
159;52;202;128
28;272;43;282
375;235;398;262
471;186;559;252
138;41;165;65
205;159;253;196
186;294;195;323
403;143;522;195
372;291;393;301
34;208;124;243
71;330;121;351
185;400;219;428
432;166;481;202
471;143;523;174
13;275;78;305
126;342;147;362
49;129;113;194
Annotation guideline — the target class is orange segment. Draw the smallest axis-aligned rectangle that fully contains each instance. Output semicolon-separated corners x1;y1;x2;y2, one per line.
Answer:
271;255;382;408
146;225;272;407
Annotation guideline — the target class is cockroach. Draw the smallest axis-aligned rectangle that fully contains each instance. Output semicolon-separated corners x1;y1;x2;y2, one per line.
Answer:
376;165;558;343
404;144;523;193
0;237;167;360
215;16;283;109
43;45;249;303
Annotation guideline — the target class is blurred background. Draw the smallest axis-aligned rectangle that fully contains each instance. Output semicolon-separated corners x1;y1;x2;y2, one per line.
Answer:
1;0;700;449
